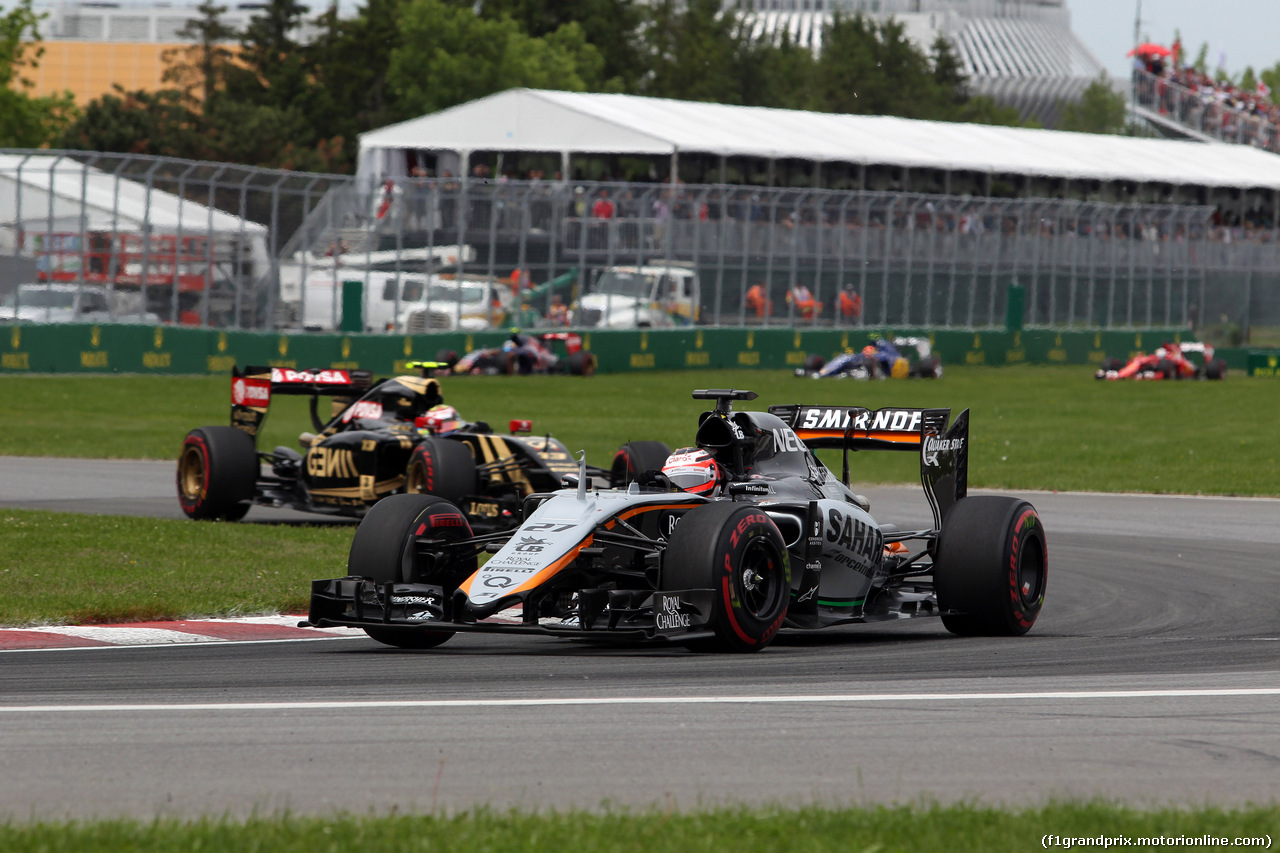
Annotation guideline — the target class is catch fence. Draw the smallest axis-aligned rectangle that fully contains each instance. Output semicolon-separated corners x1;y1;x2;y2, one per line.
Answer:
3;151;1277;339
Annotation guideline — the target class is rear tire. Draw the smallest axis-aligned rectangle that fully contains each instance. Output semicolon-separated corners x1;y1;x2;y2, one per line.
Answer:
1204;358;1227;380
1156;358;1177;379
176;426;258;520
934;496;1047;636
349;493;477;649
567;350;597;376
405;439;477;504
662;502;790;652
610;440;673;487
914;355;943;378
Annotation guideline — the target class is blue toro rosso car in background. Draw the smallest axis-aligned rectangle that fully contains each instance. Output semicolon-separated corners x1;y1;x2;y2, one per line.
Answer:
796;337;943;380
304;388;1046;653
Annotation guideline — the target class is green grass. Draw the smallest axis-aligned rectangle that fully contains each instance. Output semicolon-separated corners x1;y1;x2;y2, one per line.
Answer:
1;366;1277;495
0;509;351;625
0;803;1275;849
1;366;1276;624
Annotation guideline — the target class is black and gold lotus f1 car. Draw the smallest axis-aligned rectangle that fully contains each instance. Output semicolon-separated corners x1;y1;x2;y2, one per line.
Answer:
176;363;670;531
304;389;1047;652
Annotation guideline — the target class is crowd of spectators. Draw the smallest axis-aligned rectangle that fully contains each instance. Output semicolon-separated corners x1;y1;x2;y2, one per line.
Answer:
1133;50;1279;153
384;165;1275;248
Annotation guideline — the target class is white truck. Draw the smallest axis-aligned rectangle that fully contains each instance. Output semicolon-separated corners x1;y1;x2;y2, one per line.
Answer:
278;245;480;331
570;263;701;329
301;272;511;333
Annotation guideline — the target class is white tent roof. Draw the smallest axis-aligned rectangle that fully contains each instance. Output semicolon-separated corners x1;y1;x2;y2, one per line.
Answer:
0;153;267;234
359;88;1280;190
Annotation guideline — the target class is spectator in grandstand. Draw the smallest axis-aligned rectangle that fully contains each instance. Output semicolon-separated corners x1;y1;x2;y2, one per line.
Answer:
651;196;670;248
591;189;615;219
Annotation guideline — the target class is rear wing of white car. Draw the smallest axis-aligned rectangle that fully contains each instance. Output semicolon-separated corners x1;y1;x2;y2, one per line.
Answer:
768;403;970;529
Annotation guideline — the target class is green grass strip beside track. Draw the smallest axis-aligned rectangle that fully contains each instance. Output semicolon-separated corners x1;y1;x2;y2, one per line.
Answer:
0;510;349;625
1;804;1276;849
1;365;1277;496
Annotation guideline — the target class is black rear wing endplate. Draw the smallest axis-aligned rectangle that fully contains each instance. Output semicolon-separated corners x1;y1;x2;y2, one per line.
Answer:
769;404;968;527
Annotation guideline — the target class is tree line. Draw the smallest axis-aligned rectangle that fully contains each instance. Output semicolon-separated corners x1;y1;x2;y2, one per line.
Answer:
4;0;1065;173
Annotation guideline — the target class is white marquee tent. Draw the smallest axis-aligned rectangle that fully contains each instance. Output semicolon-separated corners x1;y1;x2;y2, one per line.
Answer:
357;88;1280;194
0;153;269;237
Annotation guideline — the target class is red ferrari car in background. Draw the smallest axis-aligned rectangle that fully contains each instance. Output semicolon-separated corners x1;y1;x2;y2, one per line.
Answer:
1095;342;1226;380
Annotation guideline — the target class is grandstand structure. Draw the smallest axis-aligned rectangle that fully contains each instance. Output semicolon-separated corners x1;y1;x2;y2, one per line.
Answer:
735;0;1106;127
360;89;1280;229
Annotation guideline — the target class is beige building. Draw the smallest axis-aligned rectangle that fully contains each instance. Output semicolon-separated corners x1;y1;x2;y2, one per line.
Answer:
19;2;319;105
23;41;170;105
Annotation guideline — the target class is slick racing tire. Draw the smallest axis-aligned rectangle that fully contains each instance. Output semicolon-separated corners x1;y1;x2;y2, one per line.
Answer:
934;496;1047;636
1156;358;1177;379
348;494;477;649
610;440;673;488
405;439;477;504
566;350;597;377
913;355;943;379
1204;358;1227;380
662;502;790;653
176;426;258;521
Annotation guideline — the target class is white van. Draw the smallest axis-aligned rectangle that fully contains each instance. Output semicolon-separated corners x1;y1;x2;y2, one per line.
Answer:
302;273;510;332
571;264;701;329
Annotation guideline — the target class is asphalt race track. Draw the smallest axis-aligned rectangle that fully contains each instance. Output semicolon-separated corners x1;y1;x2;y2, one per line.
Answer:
1;458;1277;819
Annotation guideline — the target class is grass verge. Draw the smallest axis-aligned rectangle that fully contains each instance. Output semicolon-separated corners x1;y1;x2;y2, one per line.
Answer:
0;803;1275;850
0;509;350;625
0;366;1276;496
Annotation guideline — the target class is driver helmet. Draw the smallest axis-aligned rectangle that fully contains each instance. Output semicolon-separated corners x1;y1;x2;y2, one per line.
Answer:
862;345;877;358
1155;347;1168;359
419;404;465;435
661;447;721;495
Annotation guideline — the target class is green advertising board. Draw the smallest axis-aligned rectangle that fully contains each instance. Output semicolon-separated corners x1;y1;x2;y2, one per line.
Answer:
1247;351;1280;377
0;323;1252;376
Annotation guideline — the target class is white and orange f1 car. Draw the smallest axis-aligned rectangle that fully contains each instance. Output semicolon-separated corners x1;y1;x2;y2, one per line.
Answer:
305;389;1047;652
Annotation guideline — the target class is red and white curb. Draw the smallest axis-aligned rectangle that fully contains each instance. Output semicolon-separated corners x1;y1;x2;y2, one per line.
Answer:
0;615;365;651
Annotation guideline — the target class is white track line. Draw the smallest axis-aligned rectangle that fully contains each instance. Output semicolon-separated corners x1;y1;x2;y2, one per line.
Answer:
19;626;226;644
2;687;1278;714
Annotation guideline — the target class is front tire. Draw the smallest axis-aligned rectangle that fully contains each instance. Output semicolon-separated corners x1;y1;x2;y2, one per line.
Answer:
610;440;672;488
348;493;477;649
1204;358;1227;380
934;496;1047;636
176;426;258;520
662;502;790;652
